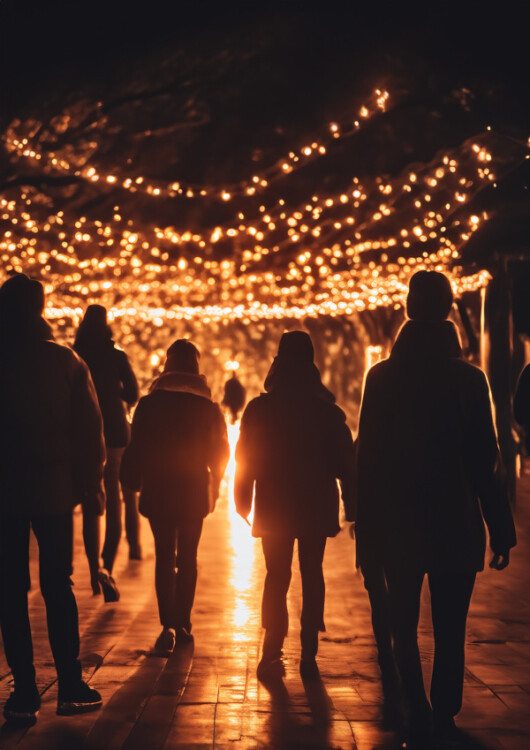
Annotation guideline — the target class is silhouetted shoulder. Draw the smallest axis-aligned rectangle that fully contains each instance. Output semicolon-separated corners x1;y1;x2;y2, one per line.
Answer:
450;358;490;389
39;339;87;371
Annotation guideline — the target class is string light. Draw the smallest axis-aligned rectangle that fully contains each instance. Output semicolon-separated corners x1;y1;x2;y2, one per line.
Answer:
1;92;529;326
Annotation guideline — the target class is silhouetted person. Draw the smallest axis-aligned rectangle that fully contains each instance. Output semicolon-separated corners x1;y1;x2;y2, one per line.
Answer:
120;339;229;654
0;274;105;723
514;363;530;454
74;305;140;600
222;370;246;423
235;331;356;680
354;271;516;746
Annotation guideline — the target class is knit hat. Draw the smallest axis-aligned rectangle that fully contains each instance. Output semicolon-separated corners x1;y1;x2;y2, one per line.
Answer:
165;339;200;374
406;270;454;321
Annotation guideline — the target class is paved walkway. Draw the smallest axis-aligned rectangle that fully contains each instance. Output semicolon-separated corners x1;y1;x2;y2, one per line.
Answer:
1;425;529;749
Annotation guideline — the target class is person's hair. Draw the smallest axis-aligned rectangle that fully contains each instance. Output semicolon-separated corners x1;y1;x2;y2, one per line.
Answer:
165;339;200;374
406;270;454;321
277;330;314;364
74;304;113;347
0;274;46;346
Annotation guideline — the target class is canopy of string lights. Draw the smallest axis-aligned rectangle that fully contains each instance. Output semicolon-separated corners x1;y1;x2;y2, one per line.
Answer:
1;9;528;407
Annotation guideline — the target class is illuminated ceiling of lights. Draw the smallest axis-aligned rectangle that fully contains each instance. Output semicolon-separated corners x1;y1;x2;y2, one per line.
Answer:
1;89;528;324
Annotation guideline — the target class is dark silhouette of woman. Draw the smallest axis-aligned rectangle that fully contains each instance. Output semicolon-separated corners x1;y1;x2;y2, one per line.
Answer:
120;339;229;654
235;331;356;680
74;305;139;599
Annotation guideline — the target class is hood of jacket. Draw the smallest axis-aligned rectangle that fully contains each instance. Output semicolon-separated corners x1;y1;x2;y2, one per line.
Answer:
391;319;462;362
149;371;212;400
263;358;335;402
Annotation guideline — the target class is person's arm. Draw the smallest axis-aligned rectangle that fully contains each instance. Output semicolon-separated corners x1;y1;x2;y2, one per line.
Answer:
234;403;256;520
117;350;140;406
331;408;357;523
469;370;516;565
71;355;106;511
120;398;146;492
208;404;230;509
514;364;530;427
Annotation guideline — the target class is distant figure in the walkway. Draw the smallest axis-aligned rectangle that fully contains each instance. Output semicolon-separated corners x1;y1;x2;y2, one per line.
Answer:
222;370;246;424
354;270;517;746
121;339;229;654
514;362;530;455
75;305;140;601
235;331;356;681
0;274;105;723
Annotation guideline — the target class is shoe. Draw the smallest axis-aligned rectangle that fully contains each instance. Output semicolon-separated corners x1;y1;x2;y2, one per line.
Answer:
57;681;102;716
97;569;120;603
299;657;320;680
257;656;285;681
152;627;176;656
174;627;193;645
3;686;41;724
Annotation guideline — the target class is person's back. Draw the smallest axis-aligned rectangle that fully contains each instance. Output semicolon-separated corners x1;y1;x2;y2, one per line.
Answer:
0;338;103;516
122;385;228;521
238;389;352;537
356;318;506;572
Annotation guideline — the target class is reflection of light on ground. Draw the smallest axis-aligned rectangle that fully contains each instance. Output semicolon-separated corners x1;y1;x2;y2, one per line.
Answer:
225;418;259;637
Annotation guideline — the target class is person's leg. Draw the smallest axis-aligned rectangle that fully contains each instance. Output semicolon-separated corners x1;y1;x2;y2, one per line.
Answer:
101;447;123;573
297;535;326;661
385;563;428;715
149;517;178;629
32;513;83;692
174;519;203;633
123;487;142;559
261;534;294;661
0;515;36;690
82;506;101;595
361;562;401;727
429;571;476;722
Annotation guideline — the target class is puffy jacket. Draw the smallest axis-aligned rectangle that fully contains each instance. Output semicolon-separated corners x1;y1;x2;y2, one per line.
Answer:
235;389;356;538
120;373;229;522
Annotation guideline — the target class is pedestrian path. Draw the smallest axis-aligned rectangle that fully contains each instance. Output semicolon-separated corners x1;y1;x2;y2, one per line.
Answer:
1;454;529;748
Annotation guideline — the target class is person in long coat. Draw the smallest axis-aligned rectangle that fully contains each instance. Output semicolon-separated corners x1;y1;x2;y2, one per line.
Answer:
354;271;516;745
235;331;356;680
120;339;229;654
74;305;140;599
0;274;105;722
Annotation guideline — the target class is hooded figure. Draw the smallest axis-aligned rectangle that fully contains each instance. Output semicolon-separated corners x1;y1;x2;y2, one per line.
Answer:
354;270;516;745
121;339;229;653
235;331;355;680
0;274;105;721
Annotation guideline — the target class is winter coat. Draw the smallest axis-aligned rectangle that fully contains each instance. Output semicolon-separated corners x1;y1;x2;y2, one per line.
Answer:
120;372;229;522
514;363;530;452
74;338;138;448
0;338;106;517
354;319;516;573
235;386;356;538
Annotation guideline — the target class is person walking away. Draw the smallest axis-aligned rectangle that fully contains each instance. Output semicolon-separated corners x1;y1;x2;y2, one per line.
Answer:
120;339;229;654
74;305;140;601
0;274;105;723
222;370;246;424
235;331;356;681
354;271;516;747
